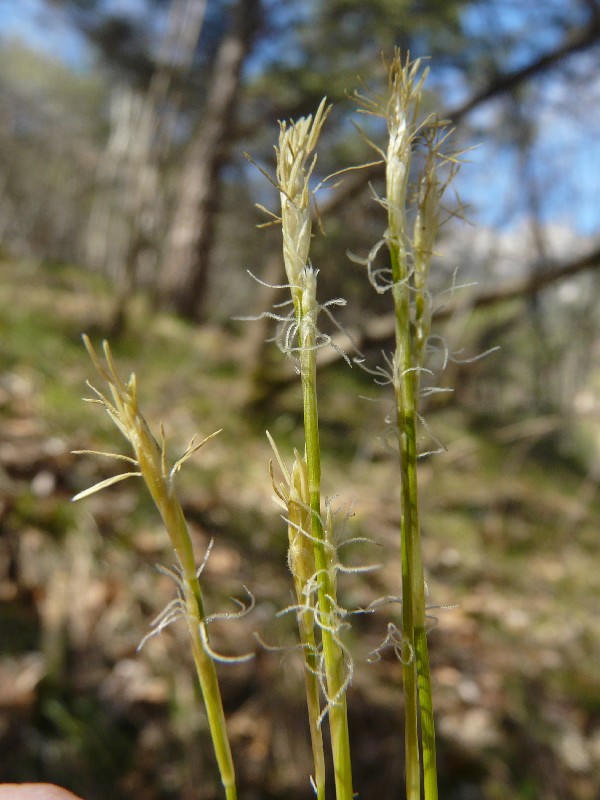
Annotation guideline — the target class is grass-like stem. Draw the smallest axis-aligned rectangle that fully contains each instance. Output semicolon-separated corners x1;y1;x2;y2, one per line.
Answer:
268;439;327;800
272;99;354;800
300;312;353;800
358;50;455;800
75;336;239;800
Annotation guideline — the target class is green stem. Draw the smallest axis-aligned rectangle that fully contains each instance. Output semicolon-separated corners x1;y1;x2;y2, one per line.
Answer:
298;610;327;800
185;599;238;800
416;626;438;800
164;498;238;799
391;241;439;800
81;340;238;800
300;306;354;800
397;385;422;800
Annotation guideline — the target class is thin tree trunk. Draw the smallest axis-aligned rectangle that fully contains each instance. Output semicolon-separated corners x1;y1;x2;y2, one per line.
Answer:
84;0;208;333
158;0;260;321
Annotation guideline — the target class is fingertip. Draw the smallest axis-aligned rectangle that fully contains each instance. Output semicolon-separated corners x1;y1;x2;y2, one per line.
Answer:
0;784;83;800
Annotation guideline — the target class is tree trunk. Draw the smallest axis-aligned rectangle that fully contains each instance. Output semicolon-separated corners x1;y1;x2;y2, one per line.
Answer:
84;0;208;333
158;0;260;321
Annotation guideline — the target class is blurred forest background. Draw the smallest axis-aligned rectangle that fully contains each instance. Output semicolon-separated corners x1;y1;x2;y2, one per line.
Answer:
1;1;600;799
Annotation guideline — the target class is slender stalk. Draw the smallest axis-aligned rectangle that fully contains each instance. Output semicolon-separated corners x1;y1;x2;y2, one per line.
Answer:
163;503;238;800
271;99;354;799
300;310;353;800
300;617;327;800
292;485;328;800
416;626;437;800
268;441;327;800
390;225;424;800
387;119;440;800
355;50;459;800
392;252;427;800
74;337;238;800
381;54;450;800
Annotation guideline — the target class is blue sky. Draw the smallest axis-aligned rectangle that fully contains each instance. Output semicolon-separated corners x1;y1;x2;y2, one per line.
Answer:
0;0;89;67
1;0;598;238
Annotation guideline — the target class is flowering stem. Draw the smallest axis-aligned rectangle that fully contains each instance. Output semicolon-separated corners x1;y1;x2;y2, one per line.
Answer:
416;626;437;800
365;51;447;800
166;505;238;800
268;434;327;800
76;337;238;800
272;98;353;800
391;245;430;800
300;304;353;800
299;615;327;800
139;480;238;797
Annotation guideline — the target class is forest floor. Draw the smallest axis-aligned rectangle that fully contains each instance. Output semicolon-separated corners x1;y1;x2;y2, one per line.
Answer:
1;259;599;800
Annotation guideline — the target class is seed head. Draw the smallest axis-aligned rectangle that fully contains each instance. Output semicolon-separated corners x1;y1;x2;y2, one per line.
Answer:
275;98;330;294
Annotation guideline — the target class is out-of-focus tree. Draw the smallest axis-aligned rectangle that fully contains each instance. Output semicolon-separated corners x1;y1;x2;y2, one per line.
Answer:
3;0;600;411
84;0;209;334
0;41;104;262
223;0;600;411
157;0;261;320
42;0;265;324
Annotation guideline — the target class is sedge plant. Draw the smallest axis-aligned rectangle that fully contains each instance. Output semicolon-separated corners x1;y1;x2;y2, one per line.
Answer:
249;99;354;800
267;435;327;800
72;335;252;800
352;51;461;800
